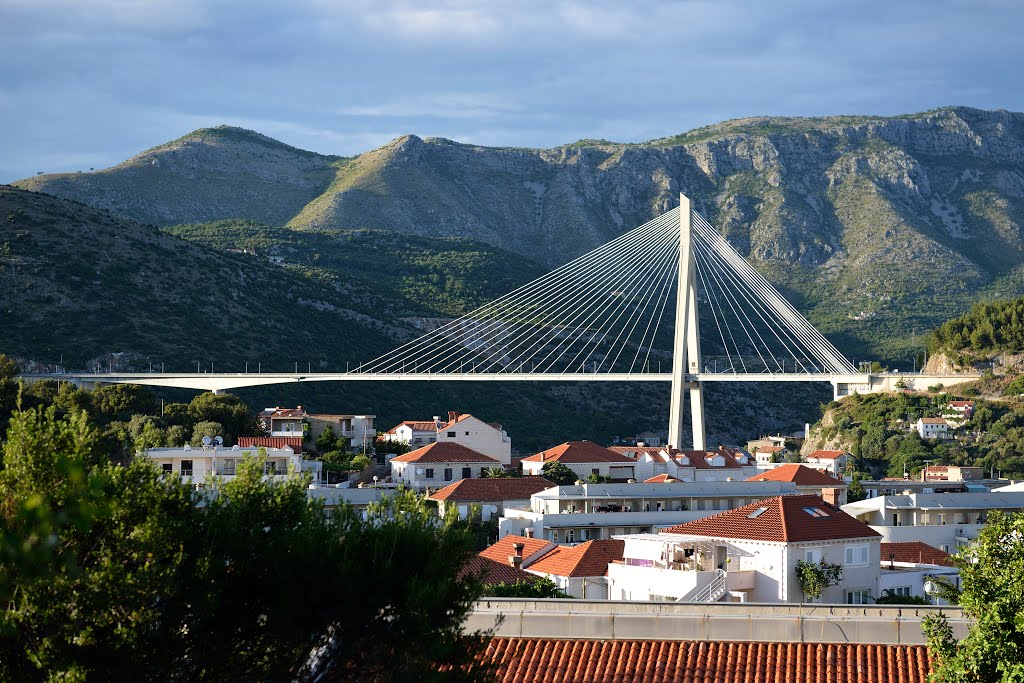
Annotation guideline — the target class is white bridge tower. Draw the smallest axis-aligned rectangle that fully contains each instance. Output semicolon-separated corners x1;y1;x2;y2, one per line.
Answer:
668;193;706;451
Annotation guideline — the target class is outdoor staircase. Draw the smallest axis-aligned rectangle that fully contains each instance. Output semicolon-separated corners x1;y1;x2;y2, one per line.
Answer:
677;569;728;603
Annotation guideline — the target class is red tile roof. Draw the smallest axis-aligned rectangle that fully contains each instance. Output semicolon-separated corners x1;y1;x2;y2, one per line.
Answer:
920;418;948;425
390;442;500;464
746;464;847;487
807;449;848;460
754;445;786;453
526;540;625;578
644;473;681;483
482;638;932;683
522;441;635;464
237;436;303;452
428;477;555;502
386;419;439;434
675;448;746;469
882;542;956;567
258;406;307;418
460;556;545;586
662;495;881;543
479;536;554;567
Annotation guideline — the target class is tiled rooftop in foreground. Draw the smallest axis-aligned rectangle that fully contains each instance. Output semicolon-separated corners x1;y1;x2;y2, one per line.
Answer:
483;638;931;683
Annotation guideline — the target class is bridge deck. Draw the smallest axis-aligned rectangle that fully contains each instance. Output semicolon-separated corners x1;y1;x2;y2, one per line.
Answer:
19;370;978;392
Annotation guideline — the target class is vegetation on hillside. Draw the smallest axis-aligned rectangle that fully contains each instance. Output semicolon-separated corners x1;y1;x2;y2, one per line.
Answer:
928;295;1024;358
165;219;547;317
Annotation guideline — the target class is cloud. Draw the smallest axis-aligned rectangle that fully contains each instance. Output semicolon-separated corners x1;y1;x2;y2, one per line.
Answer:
1;0;1023;181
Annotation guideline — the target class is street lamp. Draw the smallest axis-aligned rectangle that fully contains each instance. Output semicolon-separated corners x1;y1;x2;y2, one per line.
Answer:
923;578;939;605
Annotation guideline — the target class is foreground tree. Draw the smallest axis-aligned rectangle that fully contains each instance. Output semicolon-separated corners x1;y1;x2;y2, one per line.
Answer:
541;461;578;486
0;406;492;682
924;510;1024;682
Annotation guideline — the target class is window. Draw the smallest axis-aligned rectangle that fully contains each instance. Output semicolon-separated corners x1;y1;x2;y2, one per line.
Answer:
747;507;769;519
551;530;559;543
180;460;193;476
718;499;728;510
937;514;946;525
844;544;869;566
892;586;911;597
447;431;456;437
847;589;871;605
425;468;435;479
804;548;822;564
462;467;471;478
222;458;236;475
465;431;470;436
444;468;453;481
803;507;831;518
592;468;600;476
161;463;173;474
567;530;575;543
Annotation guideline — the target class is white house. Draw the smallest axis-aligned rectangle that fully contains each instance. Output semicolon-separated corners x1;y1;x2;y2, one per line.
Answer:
382;420;441;449
879;541;960;605
498;480;799;544
383;411;512;464
803;450;851;477
389;442;500;490
521;539;625;599
306;413;376;450
914;417;950;439
144;444;321;483
521;441;637;480
427;477;555;520
608;446;759;482
607;495;882;604
751;445;788;465
258;406;308;438
842;491;1024;553
944;400;975;426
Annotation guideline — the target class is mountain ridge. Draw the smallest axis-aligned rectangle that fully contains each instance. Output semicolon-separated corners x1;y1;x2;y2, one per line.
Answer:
12;105;1024;362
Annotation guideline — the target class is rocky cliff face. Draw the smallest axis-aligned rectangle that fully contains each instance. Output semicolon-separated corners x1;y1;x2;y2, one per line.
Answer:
15;107;1024;361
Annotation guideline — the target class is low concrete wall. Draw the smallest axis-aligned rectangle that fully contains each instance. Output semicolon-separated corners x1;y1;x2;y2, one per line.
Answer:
467;598;970;645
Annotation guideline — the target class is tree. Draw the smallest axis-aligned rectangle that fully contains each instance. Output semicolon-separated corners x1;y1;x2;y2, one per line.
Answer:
483;466;510;478
924;510;1024;682
187;392;259;443
541;461;579;485
484;577;569;598
874;589;929;605
587;472;612;484
795;559;843;601
316;425;340;454
190;420;224;445
0;407;492;681
848;472;867;503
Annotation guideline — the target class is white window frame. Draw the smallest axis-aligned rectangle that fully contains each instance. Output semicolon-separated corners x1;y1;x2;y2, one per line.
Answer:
844;544;870;566
803;548;822;564
847;588;871;605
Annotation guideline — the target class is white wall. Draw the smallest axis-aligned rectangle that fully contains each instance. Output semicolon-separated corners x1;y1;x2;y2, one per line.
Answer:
438;416;512;465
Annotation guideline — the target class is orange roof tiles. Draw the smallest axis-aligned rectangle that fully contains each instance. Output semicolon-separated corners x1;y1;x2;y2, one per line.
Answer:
386;420;438;434
676;448;746;469
482;638;932;683
428;477;555;502
662;495;881;543
460;556;544;586
881;542;955;567
390;442;500;464
522;441;635;464
807;449;848;460
479;536;554;567
746;464;847;487
527;540;624;578
236;436;303;451
644;473;681;483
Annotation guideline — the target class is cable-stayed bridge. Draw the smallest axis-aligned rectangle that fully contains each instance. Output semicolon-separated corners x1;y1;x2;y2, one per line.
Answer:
22;193;978;449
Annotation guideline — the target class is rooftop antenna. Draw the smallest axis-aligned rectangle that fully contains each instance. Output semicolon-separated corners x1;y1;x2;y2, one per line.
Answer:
214;436;224;447
202;436;213;449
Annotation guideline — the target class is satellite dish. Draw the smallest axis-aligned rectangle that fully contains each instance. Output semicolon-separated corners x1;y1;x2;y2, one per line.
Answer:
202;436;213;446
214;436;224;446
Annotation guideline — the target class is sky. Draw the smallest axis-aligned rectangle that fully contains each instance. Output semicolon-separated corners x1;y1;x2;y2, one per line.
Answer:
1;0;1022;182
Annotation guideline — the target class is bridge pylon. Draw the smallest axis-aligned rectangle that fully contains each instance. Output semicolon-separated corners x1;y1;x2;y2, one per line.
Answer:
668;193;706;451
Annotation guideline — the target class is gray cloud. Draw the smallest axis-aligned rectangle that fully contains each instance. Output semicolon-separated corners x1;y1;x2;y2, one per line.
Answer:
1;0;1022;181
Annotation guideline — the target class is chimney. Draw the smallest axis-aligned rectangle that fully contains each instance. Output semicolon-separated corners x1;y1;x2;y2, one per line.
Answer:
297;405;303;412
448;411;459;424
523;527;534;539
822;488;840;505
508;541;525;567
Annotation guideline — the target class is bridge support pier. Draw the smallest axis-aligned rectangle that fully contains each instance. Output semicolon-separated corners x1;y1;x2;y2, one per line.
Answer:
668;193;706;451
